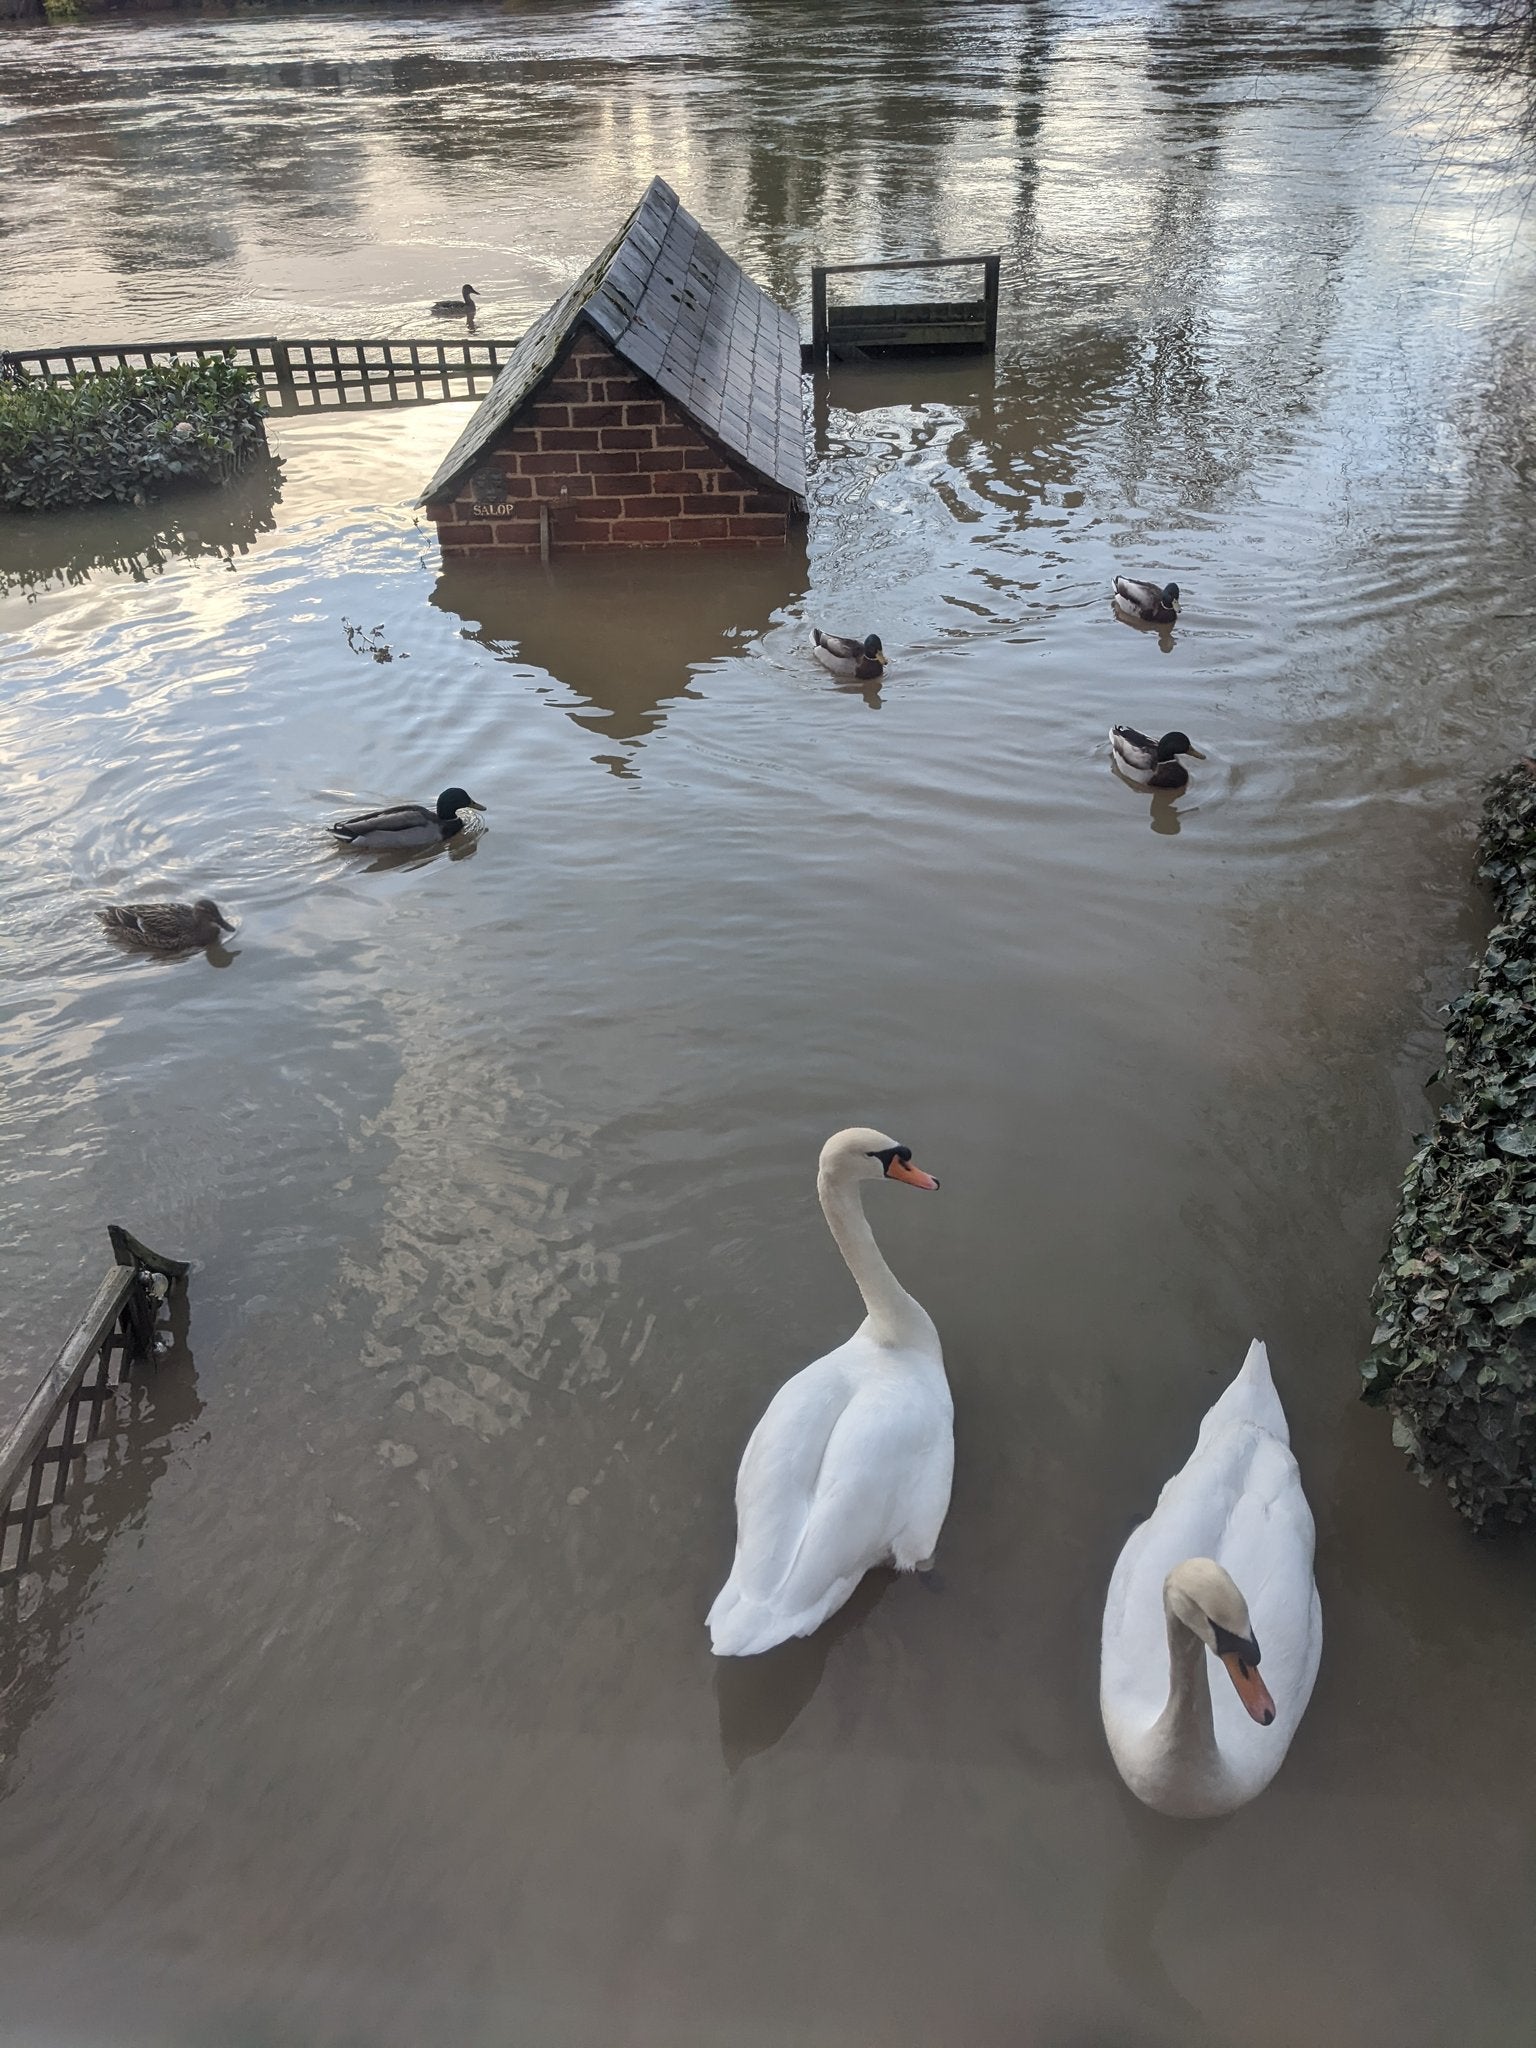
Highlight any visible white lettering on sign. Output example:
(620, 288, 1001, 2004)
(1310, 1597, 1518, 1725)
(473, 503, 522, 517)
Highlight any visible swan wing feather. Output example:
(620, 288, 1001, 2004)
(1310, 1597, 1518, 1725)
(709, 1335, 952, 1654)
(727, 1345, 860, 1600)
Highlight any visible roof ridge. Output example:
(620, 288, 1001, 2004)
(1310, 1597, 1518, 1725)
(420, 177, 805, 510)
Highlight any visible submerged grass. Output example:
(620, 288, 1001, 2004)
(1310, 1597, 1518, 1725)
(1361, 763, 1536, 1530)
(0, 357, 268, 513)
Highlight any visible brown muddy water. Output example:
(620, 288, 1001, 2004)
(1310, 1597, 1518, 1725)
(1, 6, 1535, 2044)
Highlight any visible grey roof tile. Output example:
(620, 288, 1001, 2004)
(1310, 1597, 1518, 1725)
(420, 177, 805, 507)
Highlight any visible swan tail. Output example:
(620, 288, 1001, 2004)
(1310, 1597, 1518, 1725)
(1238, 1337, 1272, 1386)
(1198, 1338, 1290, 1445)
(707, 1570, 860, 1658)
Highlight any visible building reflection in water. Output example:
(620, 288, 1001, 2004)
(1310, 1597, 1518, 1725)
(430, 537, 809, 775)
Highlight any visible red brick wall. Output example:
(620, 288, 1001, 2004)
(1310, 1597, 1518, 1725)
(426, 324, 796, 555)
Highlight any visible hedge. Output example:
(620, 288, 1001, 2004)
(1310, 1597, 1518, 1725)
(1360, 763, 1536, 1530)
(0, 357, 268, 513)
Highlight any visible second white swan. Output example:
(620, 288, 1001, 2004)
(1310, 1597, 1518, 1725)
(707, 1126, 952, 1658)
(1100, 1339, 1321, 1818)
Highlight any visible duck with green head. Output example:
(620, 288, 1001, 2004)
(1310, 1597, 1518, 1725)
(328, 786, 485, 851)
(1110, 726, 1202, 790)
(1113, 577, 1181, 625)
(813, 629, 886, 682)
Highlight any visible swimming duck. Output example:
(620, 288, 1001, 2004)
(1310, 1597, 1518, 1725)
(1110, 725, 1201, 790)
(1113, 577, 1181, 624)
(328, 787, 485, 850)
(99, 898, 235, 951)
(813, 630, 886, 682)
(430, 285, 479, 317)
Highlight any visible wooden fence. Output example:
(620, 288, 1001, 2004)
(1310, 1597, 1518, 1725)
(0, 1227, 187, 1580)
(2, 336, 520, 411)
(810, 255, 1001, 364)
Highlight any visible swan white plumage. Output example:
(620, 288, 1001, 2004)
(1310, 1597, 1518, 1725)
(707, 1127, 952, 1658)
(1100, 1340, 1321, 1818)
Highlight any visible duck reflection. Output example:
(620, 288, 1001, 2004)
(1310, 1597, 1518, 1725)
(831, 673, 884, 709)
(1112, 610, 1179, 655)
(431, 541, 809, 775)
(1148, 790, 1186, 836)
(1110, 760, 1188, 835)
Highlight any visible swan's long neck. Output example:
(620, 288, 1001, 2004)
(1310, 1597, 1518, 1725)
(1150, 1600, 1221, 1779)
(818, 1170, 934, 1351)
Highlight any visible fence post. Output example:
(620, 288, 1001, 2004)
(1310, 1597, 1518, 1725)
(810, 266, 829, 367)
(268, 339, 297, 410)
(983, 256, 1001, 353)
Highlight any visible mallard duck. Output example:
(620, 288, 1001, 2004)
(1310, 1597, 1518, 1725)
(328, 786, 485, 850)
(430, 284, 479, 316)
(813, 630, 886, 682)
(99, 898, 235, 951)
(1113, 577, 1181, 624)
(1110, 725, 1200, 790)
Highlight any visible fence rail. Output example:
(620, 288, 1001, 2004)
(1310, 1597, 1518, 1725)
(0, 1226, 187, 1580)
(2, 336, 520, 411)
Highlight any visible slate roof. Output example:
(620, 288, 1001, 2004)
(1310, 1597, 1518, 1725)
(421, 178, 806, 507)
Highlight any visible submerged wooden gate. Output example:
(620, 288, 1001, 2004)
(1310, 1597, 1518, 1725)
(809, 254, 1001, 363)
(0, 1227, 187, 1579)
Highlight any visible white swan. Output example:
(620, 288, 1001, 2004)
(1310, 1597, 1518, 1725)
(707, 1127, 952, 1658)
(1100, 1340, 1321, 1818)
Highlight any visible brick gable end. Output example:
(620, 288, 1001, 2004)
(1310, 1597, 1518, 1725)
(426, 327, 794, 555)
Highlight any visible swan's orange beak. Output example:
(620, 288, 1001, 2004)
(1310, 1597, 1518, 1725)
(1220, 1650, 1276, 1726)
(887, 1157, 940, 1191)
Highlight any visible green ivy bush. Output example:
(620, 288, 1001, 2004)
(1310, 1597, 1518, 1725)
(0, 357, 268, 513)
(1361, 763, 1536, 1530)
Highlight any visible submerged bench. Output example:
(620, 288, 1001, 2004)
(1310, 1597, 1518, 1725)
(0, 1226, 187, 1579)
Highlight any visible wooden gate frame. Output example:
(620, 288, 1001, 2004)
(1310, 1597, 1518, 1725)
(0, 1227, 187, 1579)
(809, 254, 1001, 364)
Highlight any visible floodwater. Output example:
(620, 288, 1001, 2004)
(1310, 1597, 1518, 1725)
(1, 5, 1534, 2043)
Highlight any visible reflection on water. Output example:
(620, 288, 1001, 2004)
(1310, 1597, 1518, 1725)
(1114, 612, 1180, 655)
(1, 5, 1535, 2046)
(432, 543, 809, 773)
(1147, 792, 1185, 837)
(0, 453, 284, 598)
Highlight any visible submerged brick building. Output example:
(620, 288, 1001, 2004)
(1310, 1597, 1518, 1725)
(420, 179, 806, 556)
